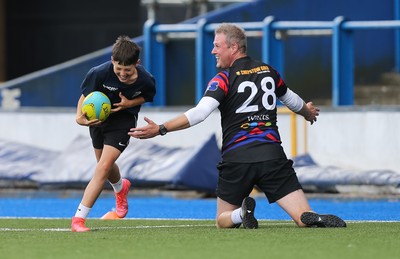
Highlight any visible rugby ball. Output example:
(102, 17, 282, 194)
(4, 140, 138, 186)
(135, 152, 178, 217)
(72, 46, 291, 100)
(82, 91, 111, 121)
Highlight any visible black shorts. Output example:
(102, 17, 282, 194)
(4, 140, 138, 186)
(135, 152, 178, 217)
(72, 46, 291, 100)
(216, 158, 303, 206)
(89, 110, 137, 152)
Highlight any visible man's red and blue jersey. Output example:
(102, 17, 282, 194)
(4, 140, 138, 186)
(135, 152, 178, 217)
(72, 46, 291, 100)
(204, 56, 288, 163)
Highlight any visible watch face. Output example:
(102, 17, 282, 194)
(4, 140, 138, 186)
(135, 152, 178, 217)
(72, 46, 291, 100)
(159, 125, 167, 135)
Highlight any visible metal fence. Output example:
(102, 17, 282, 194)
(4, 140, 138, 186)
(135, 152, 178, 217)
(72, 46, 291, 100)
(144, 16, 400, 106)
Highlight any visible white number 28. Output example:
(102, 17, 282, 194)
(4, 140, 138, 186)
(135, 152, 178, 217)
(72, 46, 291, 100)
(235, 76, 276, 113)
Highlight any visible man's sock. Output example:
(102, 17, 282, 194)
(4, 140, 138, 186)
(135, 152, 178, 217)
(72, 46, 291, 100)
(231, 207, 243, 224)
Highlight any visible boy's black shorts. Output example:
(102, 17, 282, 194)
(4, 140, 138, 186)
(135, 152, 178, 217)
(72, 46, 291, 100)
(89, 110, 137, 153)
(216, 158, 303, 206)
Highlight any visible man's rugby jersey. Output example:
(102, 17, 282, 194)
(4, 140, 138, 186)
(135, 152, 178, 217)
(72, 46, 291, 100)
(204, 56, 289, 163)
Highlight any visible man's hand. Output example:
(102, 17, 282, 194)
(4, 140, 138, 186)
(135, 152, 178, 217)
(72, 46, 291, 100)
(129, 117, 160, 139)
(303, 102, 320, 125)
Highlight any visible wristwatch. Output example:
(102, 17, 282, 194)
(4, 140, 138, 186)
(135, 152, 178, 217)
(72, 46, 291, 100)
(159, 124, 168, 136)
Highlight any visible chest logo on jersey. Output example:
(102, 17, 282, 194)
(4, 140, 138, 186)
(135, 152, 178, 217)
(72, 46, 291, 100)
(236, 65, 270, 75)
(207, 81, 219, 91)
(132, 91, 141, 98)
(102, 84, 118, 91)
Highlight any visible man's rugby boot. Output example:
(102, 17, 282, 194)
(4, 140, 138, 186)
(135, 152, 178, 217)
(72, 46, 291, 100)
(300, 211, 346, 228)
(240, 197, 258, 229)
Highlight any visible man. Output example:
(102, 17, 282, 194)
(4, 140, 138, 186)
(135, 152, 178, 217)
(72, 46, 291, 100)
(129, 23, 345, 229)
(72, 35, 156, 232)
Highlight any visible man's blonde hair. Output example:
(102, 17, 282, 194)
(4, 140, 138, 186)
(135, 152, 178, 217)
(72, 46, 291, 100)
(215, 23, 247, 53)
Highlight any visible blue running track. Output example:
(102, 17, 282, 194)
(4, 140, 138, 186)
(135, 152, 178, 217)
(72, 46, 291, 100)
(0, 195, 399, 221)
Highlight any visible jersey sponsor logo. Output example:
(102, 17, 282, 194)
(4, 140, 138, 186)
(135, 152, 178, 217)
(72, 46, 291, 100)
(241, 121, 272, 129)
(207, 72, 229, 94)
(131, 91, 142, 98)
(207, 81, 219, 91)
(236, 65, 270, 75)
(102, 84, 118, 91)
(247, 114, 270, 121)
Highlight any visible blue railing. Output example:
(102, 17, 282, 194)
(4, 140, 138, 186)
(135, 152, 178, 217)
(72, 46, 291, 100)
(144, 16, 400, 106)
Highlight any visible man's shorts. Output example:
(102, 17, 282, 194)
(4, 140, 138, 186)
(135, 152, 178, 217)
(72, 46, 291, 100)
(216, 158, 303, 206)
(89, 110, 137, 153)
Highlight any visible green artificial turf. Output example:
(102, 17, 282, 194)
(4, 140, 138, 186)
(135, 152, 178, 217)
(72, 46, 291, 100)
(0, 219, 399, 259)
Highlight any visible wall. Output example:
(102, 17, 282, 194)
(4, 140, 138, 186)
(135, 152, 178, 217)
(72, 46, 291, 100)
(308, 107, 400, 172)
(0, 107, 398, 173)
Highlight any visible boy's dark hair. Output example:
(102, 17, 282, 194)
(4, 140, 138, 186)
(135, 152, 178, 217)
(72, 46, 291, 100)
(112, 35, 140, 66)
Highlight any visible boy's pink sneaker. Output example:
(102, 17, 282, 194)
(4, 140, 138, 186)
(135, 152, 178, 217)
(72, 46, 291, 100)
(115, 179, 131, 218)
(71, 216, 90, 232)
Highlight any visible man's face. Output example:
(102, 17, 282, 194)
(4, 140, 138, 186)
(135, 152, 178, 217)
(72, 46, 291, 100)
(211, 33, 232, 69)
(112, 60, 136, 84)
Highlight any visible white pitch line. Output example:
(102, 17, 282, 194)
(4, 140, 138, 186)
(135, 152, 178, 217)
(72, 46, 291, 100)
(0, 228, 71, 232)
(96, 224, 216, 230)
(0, 222, 291, 232)
(0, 220, 398, 232)
(0, 224, 215, 232)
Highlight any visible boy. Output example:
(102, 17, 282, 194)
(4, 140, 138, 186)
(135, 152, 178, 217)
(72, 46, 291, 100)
(72, 36, 156, 232)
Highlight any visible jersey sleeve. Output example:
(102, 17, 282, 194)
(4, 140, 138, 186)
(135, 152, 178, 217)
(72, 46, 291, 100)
(136, 65, 156, 103)
(204, 71, 229, 102)
(80, 67, 101, 96)
(141, 75, 156, 102)
(274, 69, 288, 98)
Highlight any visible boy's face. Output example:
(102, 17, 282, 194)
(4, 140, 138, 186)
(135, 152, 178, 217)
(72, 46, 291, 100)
(112, 60, 136, 84)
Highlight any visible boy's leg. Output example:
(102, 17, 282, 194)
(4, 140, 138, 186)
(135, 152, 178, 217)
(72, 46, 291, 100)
(72, 146, 121, 232)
